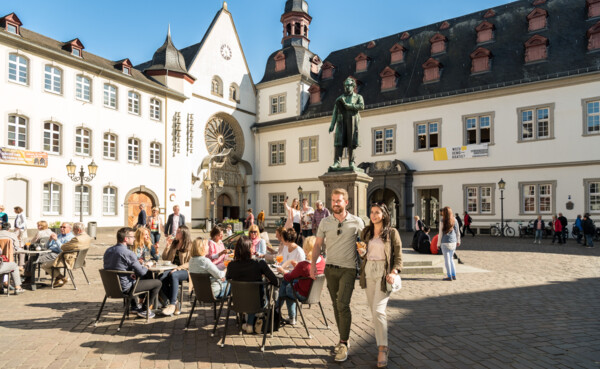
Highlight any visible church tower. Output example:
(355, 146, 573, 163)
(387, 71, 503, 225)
(281, 0, 312, 49)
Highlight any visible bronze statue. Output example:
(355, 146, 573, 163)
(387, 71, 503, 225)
(329, 77, 364, 172)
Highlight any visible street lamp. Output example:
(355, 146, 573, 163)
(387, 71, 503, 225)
(66, 159, 98, 222)
(297, 185, 303, 202)
(205, 177, 224, 227)
(498, 178, 506, 237)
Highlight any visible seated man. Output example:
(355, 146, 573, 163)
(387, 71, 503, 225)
(103, 227, 161, 319)
(41, 222, 91, 287)
(0, 248, 25, 294)
(0, 222, 18, 255)
(24, 222, 74, 281)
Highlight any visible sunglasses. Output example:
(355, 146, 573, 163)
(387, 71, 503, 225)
(337, 222, 342, 236)
(249, 231, 258, 234)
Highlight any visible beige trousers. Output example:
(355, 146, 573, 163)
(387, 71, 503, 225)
(364, 260, 390, 347)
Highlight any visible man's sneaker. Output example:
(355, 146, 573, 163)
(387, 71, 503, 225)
(161, 304, 176, 316)
(284, 316, 297, 326)
(333, 340, 350, 354)
(334, 342, 349, 362)
(136, 309, 155, 319)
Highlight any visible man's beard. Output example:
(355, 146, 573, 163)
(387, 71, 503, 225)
(332, 205, 344, 214)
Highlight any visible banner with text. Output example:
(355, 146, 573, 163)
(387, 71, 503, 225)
(0, 147, 48, 167)
(433, 144, 489, 161)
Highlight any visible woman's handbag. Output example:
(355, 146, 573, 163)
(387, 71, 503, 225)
(386, 274, 401, 293)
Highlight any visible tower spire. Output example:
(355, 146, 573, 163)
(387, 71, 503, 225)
(281, 0, 312, 49)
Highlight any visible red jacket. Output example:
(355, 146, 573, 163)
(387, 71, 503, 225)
(283, 257, 326, 298)
(553, 220, 562, 232)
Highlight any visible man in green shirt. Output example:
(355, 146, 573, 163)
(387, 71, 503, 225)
(311, 188, 364, 362)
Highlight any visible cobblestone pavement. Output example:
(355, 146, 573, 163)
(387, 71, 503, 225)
(1, 230, 599, 369)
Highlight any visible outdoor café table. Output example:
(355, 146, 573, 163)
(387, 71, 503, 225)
(147, 263, 176, 308)
(15, 249, 52, 290)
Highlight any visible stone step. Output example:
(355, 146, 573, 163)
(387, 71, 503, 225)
(402, 266, 444, 275)
(404, 260, 435, 267)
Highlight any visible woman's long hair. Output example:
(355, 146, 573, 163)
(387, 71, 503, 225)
(441, 206, 455, 234)
(234, 236, 252, 261)
(361, 203, 392, 242)
(133, 227, 151, 253)
(173, 225, 192, 253)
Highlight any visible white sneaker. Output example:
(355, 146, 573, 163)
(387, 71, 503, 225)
(333, 340, 350, 354)
(242, 323, 254, 334)
(334, 343, 348, 362)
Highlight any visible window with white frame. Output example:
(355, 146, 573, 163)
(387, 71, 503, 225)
(150, 142, 161, 166)
(518, 105, 553, 141)
(74, 185, 90, 215)
(75, 128, 91, 156)
(6, 24, 17, 34)
(585, 179, 600, 214)
(43, 182, 61, 215)
(373, 126, 395, 155)
(7, 115, 27, 148)
(103, 133, 117, 160)
(464, 114, 492, 145)
(128, 138, 140, 163)
(270, 94, 286, 115)
(464, 185, 493, 214)
(520, 182, 554, 214)
(269, 141, 285, 165)
(415, 121, 440, 150)
(44, 65, 62, 94)
(303, 192, 319, 209)
(8, 54, 28, 85)
(103, 84, 117, 109)
(150, 98, 161, 120)
(270, 193, 286, 216)
(76, 75, 91, 102)
(103, 187, 117, 215)
(585, 100, 600, 135)
(43, 122, 61, 154)
(128, 91, 140, 115)
(300, 136, 318, 163)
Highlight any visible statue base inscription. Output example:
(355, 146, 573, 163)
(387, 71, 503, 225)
(319, 170, 373, 220)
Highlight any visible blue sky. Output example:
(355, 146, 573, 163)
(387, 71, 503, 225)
(3, 0, 514, 80)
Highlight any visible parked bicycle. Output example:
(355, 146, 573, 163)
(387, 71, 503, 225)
(490, 222, 516, 237)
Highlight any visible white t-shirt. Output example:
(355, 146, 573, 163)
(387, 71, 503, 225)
(281, 244, 306, 265)
(301, 207, 315, 231)
(172, 214, 180, 235)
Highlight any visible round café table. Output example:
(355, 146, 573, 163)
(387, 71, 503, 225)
(146, 263, 177, 308)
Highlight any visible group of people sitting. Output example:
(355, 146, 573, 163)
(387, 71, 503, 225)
(411, 216, 464, 264)
(103, 224, 323, 328)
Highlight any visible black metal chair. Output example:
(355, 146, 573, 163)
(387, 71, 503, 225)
(281, 274, 329, 338)
(220, 280, 275, 352)
(50, 248, 90, 290)
(184, 273, 229, 335)
(95, 269, 150, 331)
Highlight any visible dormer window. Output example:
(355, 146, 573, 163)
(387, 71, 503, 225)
(321, 61, 335, 79)
(390, 44, 406, 64)
(524, 35, 549, 63)
(422, 58, 442, 83)
(430, 33, 447, 54)
(64, 38, 85, 58)
(116, 58, 133, 75)
(401, 32, 410, 40)
(527, 8, 548, 32)
(123, 66, 131, 75)
(367, 41, 376, 49)
(1, 13, 22, 35)
(355, 53, 369, 73)
(72, 48, 81, 57)
(380, 66, 399, 91)
(484, 9, 496, 18)
(588, 21, 600, 51)
(588, 0, 600, 18)
(440, 21, 450, 30)
(470, 47, 492, 73)
(476, 21, 495, 43)
(274, 51, 286, 72)
(308, 84, 322, 105)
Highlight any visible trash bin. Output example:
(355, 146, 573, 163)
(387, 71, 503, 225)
(87, 221, 97, 240)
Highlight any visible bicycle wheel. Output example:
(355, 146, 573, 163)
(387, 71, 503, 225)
(490, 226, 501, 237)
(505, 227, 516, 237)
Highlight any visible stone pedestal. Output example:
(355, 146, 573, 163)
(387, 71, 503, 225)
(319, 171, 373, 220)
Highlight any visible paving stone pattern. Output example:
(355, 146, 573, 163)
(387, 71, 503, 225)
(1, 230, 599, 368)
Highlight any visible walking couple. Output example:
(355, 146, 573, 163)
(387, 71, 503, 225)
(310, 188, 402, 367)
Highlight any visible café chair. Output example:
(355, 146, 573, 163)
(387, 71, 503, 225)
(220, 280, 275, 352)
(184, 273, 229, 336)
(95, 269, 150, 331)
(0, 268, 15, 297)
(283, 274, 329, 338)
(50, 248, 90, 290)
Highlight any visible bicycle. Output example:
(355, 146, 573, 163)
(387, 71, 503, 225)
(490, 222, 515, 237)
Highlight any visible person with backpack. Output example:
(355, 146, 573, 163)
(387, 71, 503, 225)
(463, 211, 475, 237)
(582, 213, 595, 248)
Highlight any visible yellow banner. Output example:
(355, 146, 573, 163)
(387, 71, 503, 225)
(0, 147, 48, 167)
(433, 144, 489, 161)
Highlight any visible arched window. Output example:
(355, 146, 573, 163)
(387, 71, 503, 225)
(286, 23, 292, 36)
(211, 76, 223, 96)
(128, 137, 140, 163)
(43, 181, 61, 215)
(294, 23, 301, 35)
(44, 65, 62, 94)
(75, 127, 92, 156)
(128, 91, 140, 115)
(103, 133, 117, 160)
(229, 83, 240, 102)
(103, 84, 117, 109)
(103, 187, 117, 215)
(75, 75, 91, 102)
(7, 114, 28, 148)
(150, 98, 162, 120)
(43, 122, 61, 154)
(74, 185, 91, 216)
(150, 142, 161, 166)
(8, 53, 28, 85)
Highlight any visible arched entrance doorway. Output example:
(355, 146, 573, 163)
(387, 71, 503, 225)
(123, 186, 160, 227)
(217, 193, 238, 220)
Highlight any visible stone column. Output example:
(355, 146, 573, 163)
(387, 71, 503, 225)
(318, 171, 373, 221)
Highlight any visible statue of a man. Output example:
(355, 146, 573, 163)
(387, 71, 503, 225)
(329, 77, 364, 171)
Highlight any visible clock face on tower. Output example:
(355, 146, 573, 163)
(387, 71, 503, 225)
(220, 44, 232, 60)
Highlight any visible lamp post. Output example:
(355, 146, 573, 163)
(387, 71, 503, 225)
(204, 177, 224, 227)
(298, 185, 303, 203)
(66, 159, 98, 222)
(498, 178, 506, 237)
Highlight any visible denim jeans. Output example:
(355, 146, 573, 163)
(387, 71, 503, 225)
(159, 269, 189, 304)
(150, 231, 161, 245)
(534, 229, 543, 242)
(215, 280, 230, 299)
(584, 234, 594, 247)
(278, 280, 307, 319)
(441, 243, 457, 278)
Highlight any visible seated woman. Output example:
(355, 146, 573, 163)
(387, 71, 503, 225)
(189, 238, 228, 298)
(160, 226, 192, 316)
(226, 236, 278, 334)
(131, 227, 153, 262)
(29, 221, 53, 246)
(207, 226, 227, 270)
(248, 224, 267, 258)
(277, 236, 325, 325)
(259, 225, 270, 245)
(416, 226, 432, 254)
(277, 228, 306, 270)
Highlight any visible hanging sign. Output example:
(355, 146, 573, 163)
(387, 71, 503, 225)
(0, 147, 48, 167)
(433, 144, 489, 161)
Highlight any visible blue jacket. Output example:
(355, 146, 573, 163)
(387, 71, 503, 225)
(438, 218, 461, 245)
(575, 218, 583, 231)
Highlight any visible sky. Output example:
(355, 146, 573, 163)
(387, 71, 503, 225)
(3, 0, 515, 81)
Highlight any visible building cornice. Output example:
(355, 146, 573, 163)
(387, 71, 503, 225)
(192, 93, 256, 117)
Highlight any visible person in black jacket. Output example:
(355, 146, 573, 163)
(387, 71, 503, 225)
(226, 236, 278, 333)
(558, 213, 568, 241)
(136, 203, 147, 229)
(455, 214, 464, 237)
(582, 214, 595, 248)
(164, 205, 185, 237)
